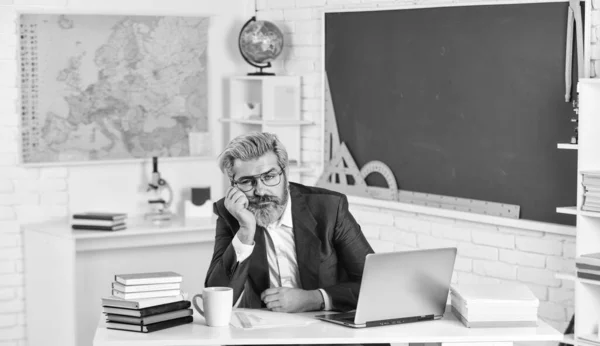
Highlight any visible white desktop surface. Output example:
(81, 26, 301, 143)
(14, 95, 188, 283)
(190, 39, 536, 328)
(93, 308, 562, 346)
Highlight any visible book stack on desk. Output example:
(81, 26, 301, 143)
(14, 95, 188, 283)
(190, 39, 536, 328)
(581, 171, 600, 212)
(450, 282, 539, 328)
(576, 253, 600, 282)
(71, 212, 128, 231)
(102, 271, 193, 333)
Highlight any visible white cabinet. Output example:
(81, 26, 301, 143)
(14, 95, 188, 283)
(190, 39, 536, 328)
(23, 218, 216, 346)
(223, 76, 314, 182)
(574, 78, 600, 343)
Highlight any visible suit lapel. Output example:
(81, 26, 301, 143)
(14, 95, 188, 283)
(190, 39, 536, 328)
(290, 184, 321, 290)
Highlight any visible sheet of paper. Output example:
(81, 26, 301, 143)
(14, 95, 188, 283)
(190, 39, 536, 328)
(230, 308, 318, 330)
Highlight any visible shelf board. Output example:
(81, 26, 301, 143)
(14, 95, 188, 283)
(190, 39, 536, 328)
(557, 143, 578, 150)
(556, 206, 600, 218)
(555, 272, 576, 281)
(556, 206, 578, 215)
(220, 118, 314, 126)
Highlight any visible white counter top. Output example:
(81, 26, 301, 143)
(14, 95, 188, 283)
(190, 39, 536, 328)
(22, 217, 217, 252)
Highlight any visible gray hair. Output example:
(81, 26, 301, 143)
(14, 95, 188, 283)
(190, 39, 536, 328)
(218, 132, 289, 179)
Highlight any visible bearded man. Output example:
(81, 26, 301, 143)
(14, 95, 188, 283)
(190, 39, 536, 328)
(205, 132, 374, 313)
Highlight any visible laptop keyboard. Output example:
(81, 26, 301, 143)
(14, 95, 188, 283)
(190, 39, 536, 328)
(330, 312, 356, 322)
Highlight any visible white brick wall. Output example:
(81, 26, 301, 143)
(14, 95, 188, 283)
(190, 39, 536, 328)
(351, 203, 575, 331)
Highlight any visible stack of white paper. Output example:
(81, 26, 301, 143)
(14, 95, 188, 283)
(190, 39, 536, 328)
(450, 282, 539, 328)
(229, 308, 318, 330)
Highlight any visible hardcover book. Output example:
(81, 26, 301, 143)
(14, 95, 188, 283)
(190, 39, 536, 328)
(577, 253, 600, 267)
(106, 308, 193, 325)
(451, 306, 538, 328)
(102, 300, 191, 317)
(112, 289, 181, 300)
(450, 283, 539, 306)
(112, 281, 180, 293)
(114, 271, 182, 285)
(577, 271, 600, 281)
(106, 315, 193, 333)
(71, 224, 126, 231)
(72, 212, 127, 221)
(71, 219, 126, 227)
(101, 293, 187, 309)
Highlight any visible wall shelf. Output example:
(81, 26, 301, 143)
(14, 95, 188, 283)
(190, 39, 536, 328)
(556, 206, 578, 215)
(557, 143, 579, 150)
(225, 75, 314, 184)
(556, 206, 600, 218)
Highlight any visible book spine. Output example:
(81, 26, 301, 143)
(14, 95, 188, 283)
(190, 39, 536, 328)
(112, 282, 181, 293)
(72, 225, 126, 231)
(118, 277, 183, 286)
(138, 300, 191, 317)
(72, 214, 126, 221)
(112, 289, 181, 300)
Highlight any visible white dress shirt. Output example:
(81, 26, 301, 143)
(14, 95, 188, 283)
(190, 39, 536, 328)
(231, 194, 332, 310)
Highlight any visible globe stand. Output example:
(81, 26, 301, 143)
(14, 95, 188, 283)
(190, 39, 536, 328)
(247, 62, 275, 76)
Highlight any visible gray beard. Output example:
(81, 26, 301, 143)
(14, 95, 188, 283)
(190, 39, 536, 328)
(247, 184, 289, 228)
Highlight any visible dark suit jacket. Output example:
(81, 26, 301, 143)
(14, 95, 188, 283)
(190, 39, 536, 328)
(204, 182, 374, 312)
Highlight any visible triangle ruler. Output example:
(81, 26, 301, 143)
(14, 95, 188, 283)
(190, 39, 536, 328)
(316, 142, 370, 198)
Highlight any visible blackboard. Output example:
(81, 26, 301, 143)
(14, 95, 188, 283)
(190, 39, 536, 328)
(325, 3, 580, 226)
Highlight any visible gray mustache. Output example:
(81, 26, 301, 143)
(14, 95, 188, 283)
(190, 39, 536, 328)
(248, 195, 282, 206)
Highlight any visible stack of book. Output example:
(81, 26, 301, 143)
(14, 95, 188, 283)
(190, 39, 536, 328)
(71, 212, 127, 231)
(576, 252, 600, 282)
(450, 282, 539, 328)
(581, 171, 600, 212)
(102, 271, 193, 333)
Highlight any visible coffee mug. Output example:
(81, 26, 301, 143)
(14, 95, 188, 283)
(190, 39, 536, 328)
(192, 287, 233, 327)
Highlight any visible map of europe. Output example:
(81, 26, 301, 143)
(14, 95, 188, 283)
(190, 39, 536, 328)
(20, 14, 209, 164)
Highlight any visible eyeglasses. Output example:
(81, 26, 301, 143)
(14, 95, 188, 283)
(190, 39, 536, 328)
(231, 168, 285, 192)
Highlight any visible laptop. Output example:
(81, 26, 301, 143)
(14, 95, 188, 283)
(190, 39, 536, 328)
(315, 247, 457, 328)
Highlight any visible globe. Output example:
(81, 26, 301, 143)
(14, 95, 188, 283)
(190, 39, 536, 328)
(238, 17, 284, 75)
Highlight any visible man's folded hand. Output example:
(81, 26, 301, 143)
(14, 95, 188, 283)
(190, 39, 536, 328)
(261, 287, 323, 313)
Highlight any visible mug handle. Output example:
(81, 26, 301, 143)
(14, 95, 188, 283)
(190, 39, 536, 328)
(192, 294, 205, 317)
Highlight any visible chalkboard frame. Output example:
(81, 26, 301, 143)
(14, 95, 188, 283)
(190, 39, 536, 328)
(321, 1, 581, 226)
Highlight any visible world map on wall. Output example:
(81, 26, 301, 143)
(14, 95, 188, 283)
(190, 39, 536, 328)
(20, 14, 210, 164)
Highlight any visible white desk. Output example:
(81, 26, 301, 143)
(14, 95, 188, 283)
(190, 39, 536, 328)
(92, 308, 562, 346)
(23, 217, 217, 346)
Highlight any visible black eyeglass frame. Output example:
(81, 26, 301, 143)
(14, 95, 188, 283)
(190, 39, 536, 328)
(230, 166, 285, 192)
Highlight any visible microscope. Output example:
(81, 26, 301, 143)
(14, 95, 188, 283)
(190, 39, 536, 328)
(145, 156, 174, 222)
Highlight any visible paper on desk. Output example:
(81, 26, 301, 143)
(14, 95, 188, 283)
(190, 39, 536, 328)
(230, 308, 318, 330)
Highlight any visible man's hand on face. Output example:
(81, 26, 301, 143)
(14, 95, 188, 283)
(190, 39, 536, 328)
(260, 287, 323, 313)
(224, 186, 256, 244)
